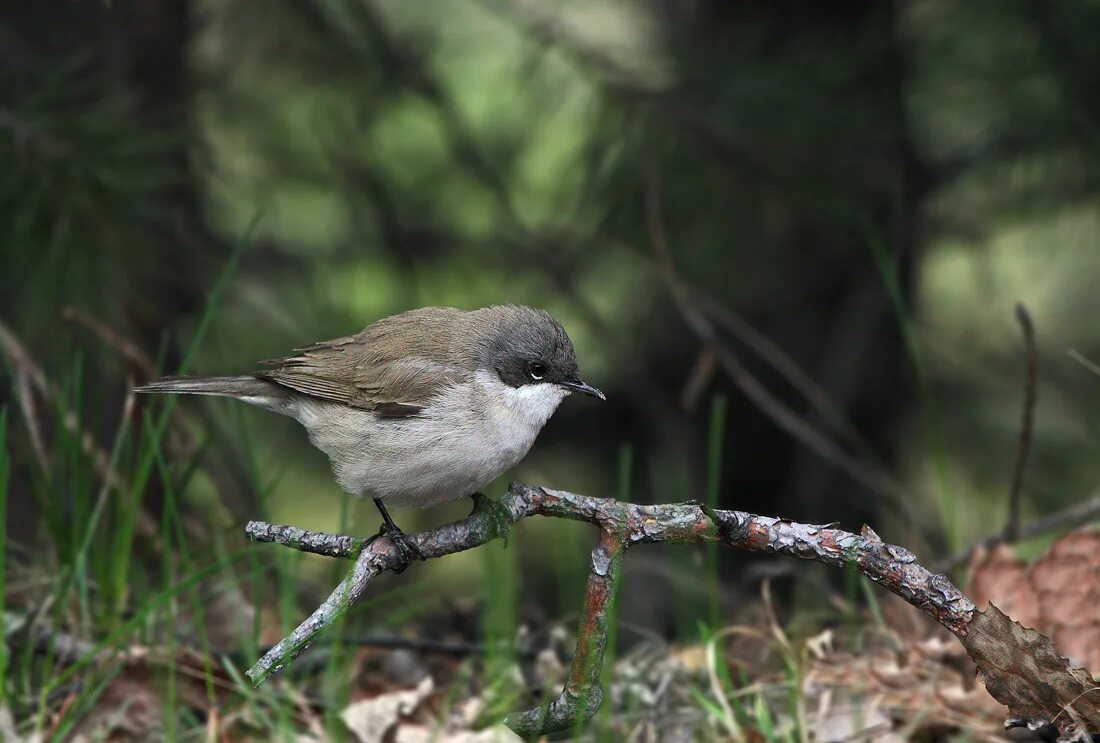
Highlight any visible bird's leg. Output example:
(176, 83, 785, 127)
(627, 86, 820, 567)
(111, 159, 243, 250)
(370, 497, 427, 566)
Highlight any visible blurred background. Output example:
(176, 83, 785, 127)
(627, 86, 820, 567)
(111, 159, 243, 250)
(2, 1, 1100, 740)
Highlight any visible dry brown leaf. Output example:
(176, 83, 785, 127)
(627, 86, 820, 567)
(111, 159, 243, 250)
(967, 528, 1100, 670)
(341, 676, 434, 743)
(68, 671, 162, 742)
(0, 706, 40, 743)
(1029, 530, 1100, 670)
(810, 691, 902, 743)
(966, 544, 1042, 628)
(669, 644, 708, 672)
(959, 604, 1100, 728)
(806, 642, 1007, 740)
(393, 724, 522, 742)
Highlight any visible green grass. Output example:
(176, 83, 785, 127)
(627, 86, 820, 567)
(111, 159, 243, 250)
(0, 347, 990, 741)
(705, 396, 727, 630)
(863, 218, 954, 549)
(0, 409, 9, 706)
(0, 230, 990, 741)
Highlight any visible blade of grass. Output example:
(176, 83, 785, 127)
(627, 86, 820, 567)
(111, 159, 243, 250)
(863, 218, 952, 547)
(706, 396, 727, 628)
(0, 408, 9, 705)
(152, 439, 219, 709)
(45, 661, 125, 743)
(597, 443, 632, 739)
(483, 531, 519, 722)
(699, 622, 744, 739)
(109, 214, 258, 620)
(689, 686, 734, 735)
(220, 655, 277, 732)
(74, 388, 135, 637)
(43, 550, 251, 695)
(152, 415, 179, 741)
(274, 548, 300, 736)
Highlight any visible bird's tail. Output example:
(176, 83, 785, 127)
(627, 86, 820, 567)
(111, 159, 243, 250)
(135, 375, 270, 396)
(135, 375, 292, 413)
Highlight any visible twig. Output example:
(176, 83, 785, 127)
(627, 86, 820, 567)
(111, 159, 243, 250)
(61, 306, 157, 377)
(935, 305, 1046, 572)
(693, 291, 878, 456)
(680, 348, 718, 411)
(934, 489, 1100, 573)
(246, 521, 365, 559)
(0, 318, 51, 470)
(248, 484, 1100, 737)
(0, 319, 122, 489)
(1069, 349, 1100, 377)
(246, 483, 988, 734)
(1004, 304, 1037, 541)
(642, 175, 927, 529)
(0, 319, 163, 544)
(505, 529, 623, 734)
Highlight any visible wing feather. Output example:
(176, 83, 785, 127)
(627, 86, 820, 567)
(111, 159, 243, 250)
(255, 308, 472, 416)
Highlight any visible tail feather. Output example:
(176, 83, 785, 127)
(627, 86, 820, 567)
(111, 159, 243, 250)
(135, 375, 292, 414)
(135, 375, 266, 395)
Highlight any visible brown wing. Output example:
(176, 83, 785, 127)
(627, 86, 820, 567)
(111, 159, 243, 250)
(256, 308, 472, 416)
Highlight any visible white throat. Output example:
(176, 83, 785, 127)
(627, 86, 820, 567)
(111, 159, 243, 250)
(474, 369, 569, 430)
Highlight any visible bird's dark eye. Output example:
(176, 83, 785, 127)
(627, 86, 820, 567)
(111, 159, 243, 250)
(528, 361, 547, 380)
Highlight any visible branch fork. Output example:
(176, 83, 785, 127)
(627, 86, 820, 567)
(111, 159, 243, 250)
(245, 482, 1099, 739)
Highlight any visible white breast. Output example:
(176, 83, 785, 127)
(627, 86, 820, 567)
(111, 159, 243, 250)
(292, 372, 569, 508)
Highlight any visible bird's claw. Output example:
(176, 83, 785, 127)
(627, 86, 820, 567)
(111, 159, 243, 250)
(370, 522, 426, 571)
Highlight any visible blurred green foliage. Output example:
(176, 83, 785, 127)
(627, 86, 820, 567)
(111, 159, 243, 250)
(2, 0, 1100, 736)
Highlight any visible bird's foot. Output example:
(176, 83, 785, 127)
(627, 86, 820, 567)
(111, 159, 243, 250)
(369, 521, 427, 571)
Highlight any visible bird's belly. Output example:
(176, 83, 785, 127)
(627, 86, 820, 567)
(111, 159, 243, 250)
(295, 395, 546, 508)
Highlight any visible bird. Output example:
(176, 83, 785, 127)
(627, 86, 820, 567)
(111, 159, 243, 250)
(135, 305, 604, 560)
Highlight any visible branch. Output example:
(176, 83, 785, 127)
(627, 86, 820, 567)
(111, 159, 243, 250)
(0, 318, 122, 485)
(244, 483, 1100, 739)
(61, 305, 158, 378)
(934, 489, 1100, 573)
(505, 529, 622, 734)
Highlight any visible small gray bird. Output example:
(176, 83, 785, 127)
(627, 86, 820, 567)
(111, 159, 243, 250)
(136, 305, 604, 558)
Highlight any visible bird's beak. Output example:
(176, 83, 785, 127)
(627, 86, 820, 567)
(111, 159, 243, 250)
(561, 379, 606, 401)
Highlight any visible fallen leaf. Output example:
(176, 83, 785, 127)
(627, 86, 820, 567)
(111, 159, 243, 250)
(959, 604, 1100, 727)
(1029, 530, 1100, 670)
(394, 723, 523, 742)
(967, 529, 1100, 669)
(341, 676, 434, 743)
(966, 544, 1041, 628)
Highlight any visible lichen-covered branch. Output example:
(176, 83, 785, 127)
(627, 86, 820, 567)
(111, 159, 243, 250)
(504, 529, 624, 734)
(244, 482, 1099, 739)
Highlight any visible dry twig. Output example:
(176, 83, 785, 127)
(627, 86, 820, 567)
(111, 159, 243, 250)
(0, 318, 114, 480)
(61, 306, 157, 377)
(934, 304, 1071, 573)
(245, 483, 1100, 739)
(641, 174, 926, 530)
(935, 489, 1100, 574)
